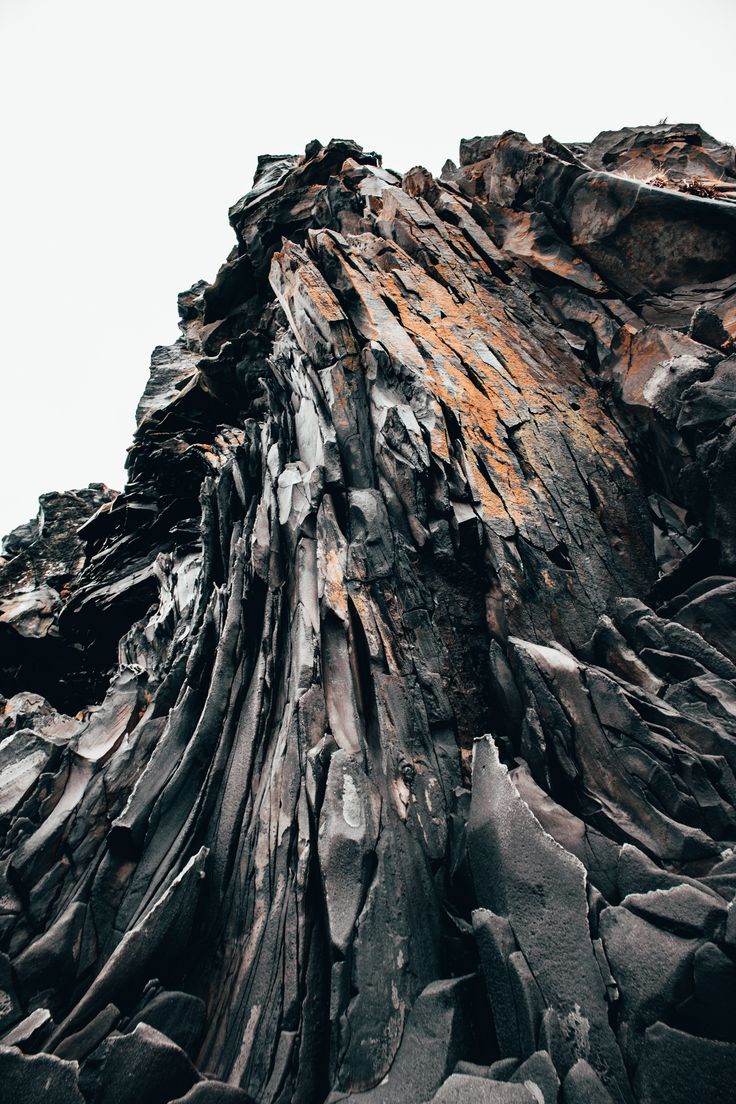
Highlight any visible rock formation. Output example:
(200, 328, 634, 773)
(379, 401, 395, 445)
(1, 121, 736, 1103)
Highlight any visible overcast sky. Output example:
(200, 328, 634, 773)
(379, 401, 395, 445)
(2, 0, 735, 538)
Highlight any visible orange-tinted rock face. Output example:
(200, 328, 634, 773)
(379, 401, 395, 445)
(2, 125, 736, 1104)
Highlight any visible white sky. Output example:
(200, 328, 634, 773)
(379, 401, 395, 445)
(2, 0, 735, 538)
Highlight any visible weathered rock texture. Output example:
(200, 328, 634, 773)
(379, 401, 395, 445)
(2, 122, 736, 1104)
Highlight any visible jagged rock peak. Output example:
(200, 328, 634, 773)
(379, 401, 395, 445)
(2, 123, 736, 1104)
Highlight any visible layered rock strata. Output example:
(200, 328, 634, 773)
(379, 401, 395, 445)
(1, 122, 736, 1104)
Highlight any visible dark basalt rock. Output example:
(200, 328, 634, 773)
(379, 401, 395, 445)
(0, 485, 119, 712)
(561, 1059, 616, 1104)
(127, 989, 207, 1060)
(633, 1022, 736, 1104)
(1, 122, 736, 1102)
(78, 1023, 201, 1104)
(431, 1076, 536, 1103)
(170, 1086, 255, 1104)
(509, 1051, 559, 1104)
(0, 1045, 84, 1103)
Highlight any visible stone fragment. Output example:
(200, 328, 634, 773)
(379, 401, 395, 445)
(598, 906, 697, 1065)
(562, 1059, 615, 1103)
(317, 750, 381, 956)
(54, 1004, 120, 1062)
(634, 1022, 736, 1103)
(0, 1044, 84, 1103)
(128, 990, 206, 1059)
(489, 1058, 521, 1080)
(0, 729, 57, 816)
(620, 883, 726, 939)
(0, 1006, 53, 1050)
(431, 1074, 537, 1104)
(689, 305, 731, 350)
(454, 1060, 504, 1079)
(509, 1050, 559, 1104)
(692, 941, 736, 1041)
(170, 1084, 255, 1103)
(472, 909, 521, 1058)
(79, 1024, 200, 1104)
(341, 975, 476, 1104)
(468, 737, 631, 1102)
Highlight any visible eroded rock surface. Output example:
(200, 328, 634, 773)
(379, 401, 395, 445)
(1, 122, 736, 1103)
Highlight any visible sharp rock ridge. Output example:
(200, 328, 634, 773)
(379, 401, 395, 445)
(2, 123, 736, 1104)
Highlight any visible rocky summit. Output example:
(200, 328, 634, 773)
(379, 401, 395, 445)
(2, 122, 736, 1104)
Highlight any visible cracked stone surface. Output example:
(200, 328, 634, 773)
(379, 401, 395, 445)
(1, 122, 736, 1103)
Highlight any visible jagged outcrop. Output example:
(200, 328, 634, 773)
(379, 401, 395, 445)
(1, 122, 736, 1104)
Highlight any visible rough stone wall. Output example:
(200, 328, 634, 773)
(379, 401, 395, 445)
(1, 124, 736, 1104)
